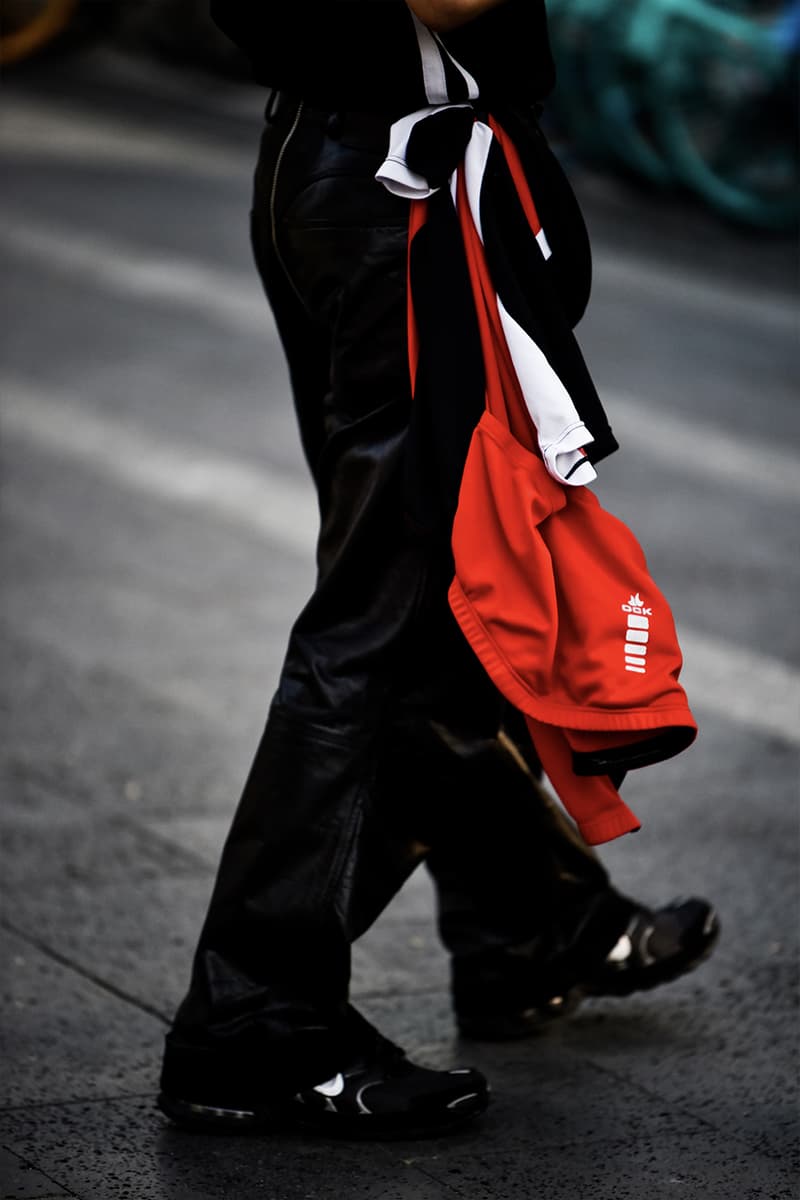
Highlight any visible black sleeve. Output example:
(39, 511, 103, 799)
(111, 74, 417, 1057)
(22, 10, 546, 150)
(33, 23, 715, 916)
(209, 1, 554, 109)
(209, 1, 424, 109)
(440, 0, 555, 103)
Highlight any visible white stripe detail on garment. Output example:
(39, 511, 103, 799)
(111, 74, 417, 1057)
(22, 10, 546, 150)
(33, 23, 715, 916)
(459, 118, 493, 238)
(434, 31, 480, 99)
(5, 380, 799, 745)
(379, 113, 590, 485)
(410, 12, 450, 104)
(494, 299, 597, 484)
(461, 123, 594, 485)
(460, 122, 552, 261)
(536, 228, 552, 259)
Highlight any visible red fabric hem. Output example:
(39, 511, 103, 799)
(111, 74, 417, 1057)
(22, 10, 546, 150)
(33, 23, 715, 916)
(449, 578, 696, 733)
(578, 809, 642, 846)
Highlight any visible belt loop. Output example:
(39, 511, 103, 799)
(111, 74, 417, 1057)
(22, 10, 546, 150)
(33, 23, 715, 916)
(326, 112, 343, 139)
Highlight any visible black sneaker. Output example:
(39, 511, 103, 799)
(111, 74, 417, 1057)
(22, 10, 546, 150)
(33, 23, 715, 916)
(158, 1014, 489, 1139)
(454, 895, 720, 1041)
(583, 896, 720, 998)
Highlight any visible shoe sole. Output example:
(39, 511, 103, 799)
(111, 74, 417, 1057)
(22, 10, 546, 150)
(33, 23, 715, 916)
(458, 988, 583, 1041)
(157, 1090, 490, 1140)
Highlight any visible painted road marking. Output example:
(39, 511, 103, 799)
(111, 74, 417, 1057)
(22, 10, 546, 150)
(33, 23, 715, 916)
(603, 392, 800, 505)
(0, 221, 270, 337)
(678, 631, 800, 749)
(593, 249, 797, 338)
(0, 98, 252, 180)
(4, 380, 799, 746)
(3, 379, 317, 556)
(2, 89, 794, 337)
(1, 216, 797, 505)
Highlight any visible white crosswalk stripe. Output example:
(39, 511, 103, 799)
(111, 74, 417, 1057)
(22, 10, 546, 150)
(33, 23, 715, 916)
(3, 379, 317, 556)
(592, 249, 798, 337)
(3, 95, 794, 336)
(4, 379, 799, 746)
(2, 214, 797, 504)
(0, 97, 253, 179)
(605, 393, 800, 504)
(678, 632, 800, 748)
(3, 92, 796, 748)
(0, 221, 271, 337)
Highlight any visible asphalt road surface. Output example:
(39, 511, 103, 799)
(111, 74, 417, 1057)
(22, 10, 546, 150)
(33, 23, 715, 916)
(1, 46, 798, 1200)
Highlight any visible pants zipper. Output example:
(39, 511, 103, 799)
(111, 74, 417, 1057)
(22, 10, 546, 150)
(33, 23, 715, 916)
(269, 100, 307, 308)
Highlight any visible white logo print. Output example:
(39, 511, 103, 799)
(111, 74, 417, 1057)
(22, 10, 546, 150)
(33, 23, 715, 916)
(622, 593, 651, 674)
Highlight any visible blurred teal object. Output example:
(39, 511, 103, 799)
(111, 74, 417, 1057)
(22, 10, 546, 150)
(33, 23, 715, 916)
(547, 0, 799, 228)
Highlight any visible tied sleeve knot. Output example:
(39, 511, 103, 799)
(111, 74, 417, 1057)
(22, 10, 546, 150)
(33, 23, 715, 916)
(406, 104, 476, 189)
(376, 104, 476, 200)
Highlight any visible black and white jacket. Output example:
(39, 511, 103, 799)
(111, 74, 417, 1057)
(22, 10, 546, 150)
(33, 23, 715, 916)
(374, 20, 617, 534)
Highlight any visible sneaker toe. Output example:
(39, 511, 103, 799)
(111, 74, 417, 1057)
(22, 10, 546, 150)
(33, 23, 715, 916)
(588, 896, 720, 996)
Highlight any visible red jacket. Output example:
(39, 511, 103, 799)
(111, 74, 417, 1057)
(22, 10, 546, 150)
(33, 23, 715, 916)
(399, 114, 697, 845)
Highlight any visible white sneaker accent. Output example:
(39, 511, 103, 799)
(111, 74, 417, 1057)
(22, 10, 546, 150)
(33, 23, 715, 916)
(634, 923, 658, 967)
(606, 933, 633, 964)
(355, 1082, 378, 1115)
(447, 1092, 480, 1109)
(312, 1073, 345, 1097)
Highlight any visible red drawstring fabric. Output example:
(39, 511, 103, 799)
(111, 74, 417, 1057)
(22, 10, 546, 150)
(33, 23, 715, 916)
(407, 119, 697, 845)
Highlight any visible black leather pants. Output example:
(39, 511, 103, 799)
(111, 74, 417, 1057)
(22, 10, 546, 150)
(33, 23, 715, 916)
(169, 99, 610, 1093)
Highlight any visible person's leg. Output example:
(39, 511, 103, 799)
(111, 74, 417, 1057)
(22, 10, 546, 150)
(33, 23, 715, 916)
(232, 100, 617, 959)
(162, 101, 718, 1125)
(160, 102, 491, 1132)
(243, 100, 717, 1044)
(422, 107, 720, 1037)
